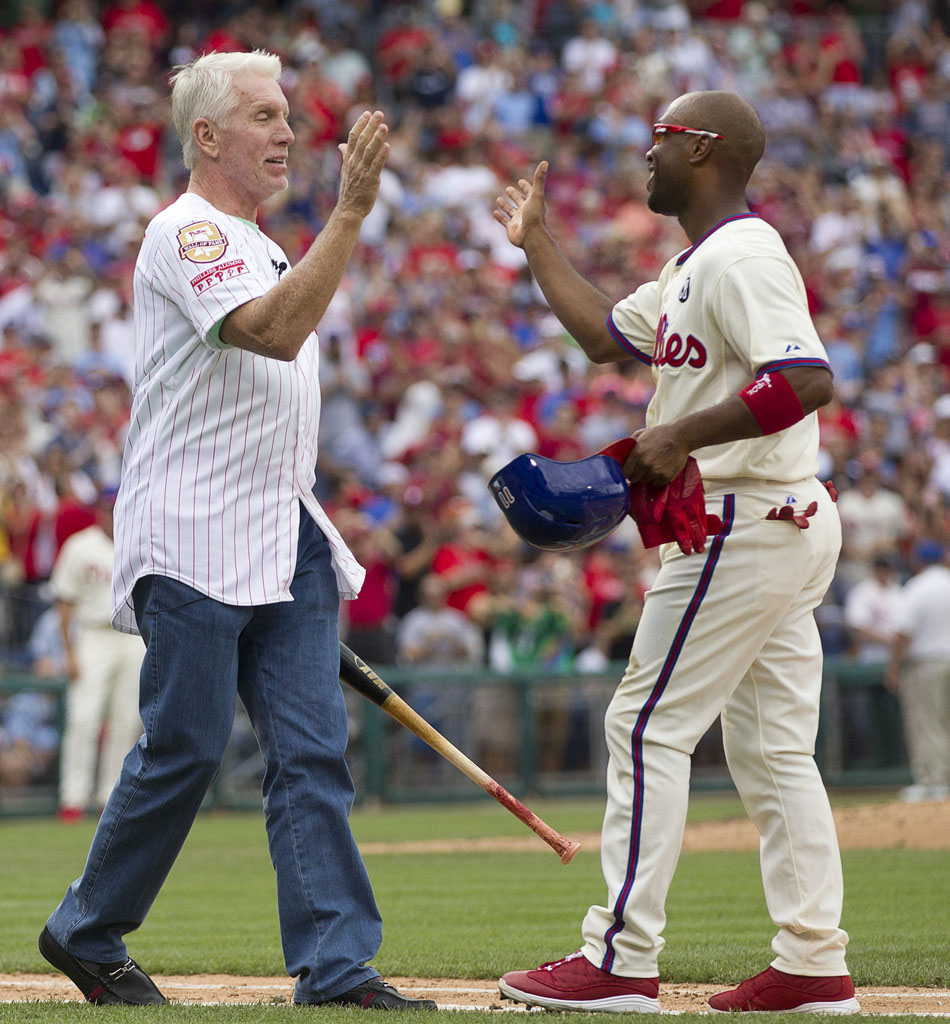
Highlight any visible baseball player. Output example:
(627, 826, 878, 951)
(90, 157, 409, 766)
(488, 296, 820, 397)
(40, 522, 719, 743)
(49, 486, 143, 821)
(492, 91, 858, 1013)
(39, 50, 434, 1011)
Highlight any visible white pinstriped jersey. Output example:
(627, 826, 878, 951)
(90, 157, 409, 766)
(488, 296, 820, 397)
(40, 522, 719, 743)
(111, 192, 365, 635)
(608, 214, 831, 483)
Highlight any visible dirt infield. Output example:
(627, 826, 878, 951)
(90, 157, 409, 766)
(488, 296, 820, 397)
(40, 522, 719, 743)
(681, 794, 950, 853)
(352, 796, 950, 856)
(5, 800, 948, 1013)
(3, 973, 949, 1014)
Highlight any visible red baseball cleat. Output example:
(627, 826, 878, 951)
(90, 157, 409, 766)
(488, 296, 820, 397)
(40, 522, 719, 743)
(708, 967, 860, 1014)
(499, 951, 660, 1013)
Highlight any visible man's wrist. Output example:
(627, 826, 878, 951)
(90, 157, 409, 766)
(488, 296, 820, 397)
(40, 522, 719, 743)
(667, 418, 699, 459)
(520, 221, 553, 254)
(329, 204, 365, 230)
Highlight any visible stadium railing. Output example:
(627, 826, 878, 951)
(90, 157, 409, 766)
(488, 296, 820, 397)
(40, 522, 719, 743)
(0, 659, 911, 817)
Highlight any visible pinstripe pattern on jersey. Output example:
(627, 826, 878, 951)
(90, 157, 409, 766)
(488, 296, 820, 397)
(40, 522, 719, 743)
(600, 494, 736, 973)
(112, 193, 364, 635)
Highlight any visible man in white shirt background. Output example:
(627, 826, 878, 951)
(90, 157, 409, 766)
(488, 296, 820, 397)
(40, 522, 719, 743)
(835, 451, 910, 593)
(887, 540, 950, 804)
(842, 551, 903, 765)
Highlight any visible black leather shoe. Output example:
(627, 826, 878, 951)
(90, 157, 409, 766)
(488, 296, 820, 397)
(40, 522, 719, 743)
(305, 977, 437, 1010)
(38, 926, 167, 1005)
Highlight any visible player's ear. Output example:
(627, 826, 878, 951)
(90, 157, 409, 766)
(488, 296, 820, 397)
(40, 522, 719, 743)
(193, 118, 219, 158)
(687, 137, 716, 165)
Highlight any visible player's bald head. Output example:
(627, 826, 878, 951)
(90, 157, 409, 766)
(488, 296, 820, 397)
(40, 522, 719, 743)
(662, 91, 765, 185)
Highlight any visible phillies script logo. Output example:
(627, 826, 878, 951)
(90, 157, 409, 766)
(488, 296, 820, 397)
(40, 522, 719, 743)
(653, 314, 707, 368)
(178, 221, 228, 263)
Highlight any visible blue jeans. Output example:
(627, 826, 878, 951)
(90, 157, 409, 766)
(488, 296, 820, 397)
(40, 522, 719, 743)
(47, 513, 382, 1002)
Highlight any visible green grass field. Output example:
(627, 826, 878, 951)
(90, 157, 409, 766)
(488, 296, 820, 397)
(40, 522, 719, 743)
(3, 795, 947, 1022)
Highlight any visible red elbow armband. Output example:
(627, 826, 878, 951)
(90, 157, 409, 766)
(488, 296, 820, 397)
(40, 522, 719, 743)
(738, 371, 805, 435)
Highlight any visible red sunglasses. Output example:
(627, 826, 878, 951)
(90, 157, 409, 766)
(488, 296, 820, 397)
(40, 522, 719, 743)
(652, 123, 724, 145)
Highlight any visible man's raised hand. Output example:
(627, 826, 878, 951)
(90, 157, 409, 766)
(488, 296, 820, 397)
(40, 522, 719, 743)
(337, 110, 390, 218)
(493, 161, 548, 247)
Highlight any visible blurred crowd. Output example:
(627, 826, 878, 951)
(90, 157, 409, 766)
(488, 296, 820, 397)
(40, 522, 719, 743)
(1, 0, 949, 780)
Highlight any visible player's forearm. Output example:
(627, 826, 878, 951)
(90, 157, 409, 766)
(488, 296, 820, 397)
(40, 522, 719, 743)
(678, 366, 833, 452)
(56, 602, 72, 647)
(521, 225, 618, 363)
(56, 602, 78, 677)
(675, 395, 762, 453)
(886, 632, 911, 691)
(220, 207, 365, 360)
(626, 367, 833, 485)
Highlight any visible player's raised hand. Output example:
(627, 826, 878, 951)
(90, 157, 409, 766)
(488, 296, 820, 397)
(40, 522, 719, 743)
(337, 110, 390, 219)
(493, 161, 548, 248)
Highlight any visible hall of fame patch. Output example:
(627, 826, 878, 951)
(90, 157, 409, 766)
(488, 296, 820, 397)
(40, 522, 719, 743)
(178, 221, 228, 263)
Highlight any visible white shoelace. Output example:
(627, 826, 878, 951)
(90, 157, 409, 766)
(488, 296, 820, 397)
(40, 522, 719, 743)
(540, 951, 585, 972)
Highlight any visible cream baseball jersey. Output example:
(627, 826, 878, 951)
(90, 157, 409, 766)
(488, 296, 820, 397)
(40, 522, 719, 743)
(51, 525, 117, 629)
(608, 214, 830, 483)
(111, 193, 365, 635)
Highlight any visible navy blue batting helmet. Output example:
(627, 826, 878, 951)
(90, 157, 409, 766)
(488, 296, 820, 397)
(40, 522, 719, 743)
(489, 453, 631, 551)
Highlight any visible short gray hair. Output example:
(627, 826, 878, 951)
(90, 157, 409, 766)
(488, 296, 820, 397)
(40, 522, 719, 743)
(170, 49, 283, 170)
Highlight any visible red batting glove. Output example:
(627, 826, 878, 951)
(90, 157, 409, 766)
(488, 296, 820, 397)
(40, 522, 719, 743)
(628, 478, 674, 549)
(765, 500, 818, 529)
(823, 479, 838, 502)
(647, 457, 723, 554)
(598, 439, 722, 555)
(598, 436, 636, 465)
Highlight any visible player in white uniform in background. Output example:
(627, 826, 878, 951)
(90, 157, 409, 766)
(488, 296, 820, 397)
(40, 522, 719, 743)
(493, 91, 859, 1014)
(40, 50, 434, 1011)
(49, 486, 143, 821)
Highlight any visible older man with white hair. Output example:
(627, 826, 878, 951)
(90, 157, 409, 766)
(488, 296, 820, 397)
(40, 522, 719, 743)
(39, 50, 434, 1012)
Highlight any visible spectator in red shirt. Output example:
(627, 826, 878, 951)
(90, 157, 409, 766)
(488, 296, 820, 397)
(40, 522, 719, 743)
(430, 499, 499, 616)
(338, 508, 401, 666)
(100, 0, 169, 48)
(113, 101, 163, 182)
(376, 8, 433, 96)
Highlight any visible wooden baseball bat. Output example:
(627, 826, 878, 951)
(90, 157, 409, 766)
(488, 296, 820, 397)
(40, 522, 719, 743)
(339, 643, 581, 865)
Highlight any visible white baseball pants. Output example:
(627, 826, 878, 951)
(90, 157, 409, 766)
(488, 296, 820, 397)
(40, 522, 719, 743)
(581, 476, 849, 978)
(59, 627, 144, 810)
(899, 658, 950, 790)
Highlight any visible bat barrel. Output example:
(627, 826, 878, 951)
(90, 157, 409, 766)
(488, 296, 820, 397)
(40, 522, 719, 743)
(338, 643, 581, 864)
(485, 778, 581, 863)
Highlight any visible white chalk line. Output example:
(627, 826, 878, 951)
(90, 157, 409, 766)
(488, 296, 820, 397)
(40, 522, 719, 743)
(3, 978, 949, 1015)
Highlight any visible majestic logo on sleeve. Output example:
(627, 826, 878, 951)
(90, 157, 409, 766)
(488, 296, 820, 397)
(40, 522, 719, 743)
(177, 221, 228, 263)
(653, 313, 707, 369)
(679, 276, 690, 301)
